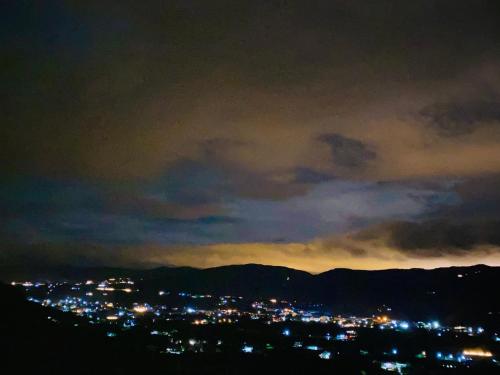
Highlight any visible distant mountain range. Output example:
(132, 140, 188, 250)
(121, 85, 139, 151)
(3, 263, 499, 326)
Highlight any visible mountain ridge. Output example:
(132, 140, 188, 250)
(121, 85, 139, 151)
(3, 263, 499, 327)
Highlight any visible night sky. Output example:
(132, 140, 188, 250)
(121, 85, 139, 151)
(2, 1, 500, 272)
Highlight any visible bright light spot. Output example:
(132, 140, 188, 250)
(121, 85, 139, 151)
(463, 349, 493, 357)
(381, 362, 408, 372)
(319, 351, 331, 360)
(399, 322, 409, 329)
(133, 305, 148, 313)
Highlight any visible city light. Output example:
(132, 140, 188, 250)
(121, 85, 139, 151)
(462, 349, 493, 357)
(399, 321, 409, 330)
(319, 351, 331, 360)
(133, 305, 148, 313)
(11, 274, 498, 371)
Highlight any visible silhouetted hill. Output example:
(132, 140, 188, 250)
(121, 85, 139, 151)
(3, 264, 499, 327)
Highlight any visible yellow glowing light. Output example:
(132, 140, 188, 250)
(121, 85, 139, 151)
(463, 349, 493, 357)
(122, 288, 132, 293)
(193, 319, 208, 325)
(106, 315, 119, 320)
(133, 305, 148, 313)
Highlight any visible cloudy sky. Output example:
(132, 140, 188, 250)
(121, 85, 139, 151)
(2, 0, 500, 272)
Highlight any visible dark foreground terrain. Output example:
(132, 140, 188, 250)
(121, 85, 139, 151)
(2, 280, 499, 374)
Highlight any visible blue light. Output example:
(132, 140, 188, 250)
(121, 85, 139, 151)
(319, 351, 331, 360)
(399, 322, 409, 329)
(436, 352, 443, 359)
(392, 348, 398, 355)
(282, 329, 290, 336)
(242, 345, 253, 353)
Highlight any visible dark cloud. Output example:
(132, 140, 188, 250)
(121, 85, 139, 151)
(160, 158, 310, 202)
(293, 167, 335, 184)
(431, 174, 500, 220)
(356, 219, 500, 257)
(2, 1, 500, 270)
(366, 175, 500, 256)
(394, 220, 500, 255)
(420, 98, 500, 137)
(318, 133, 376, 169)
(153, 159, 225, 206)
